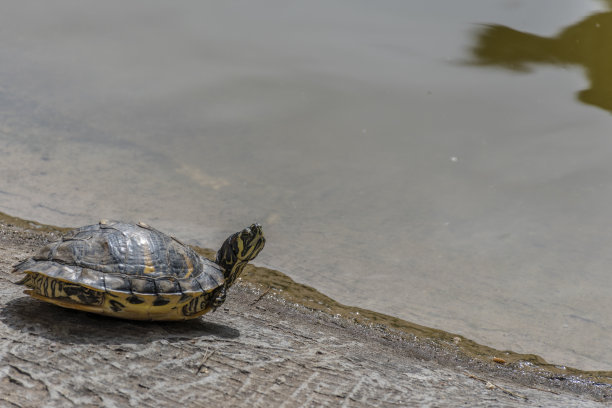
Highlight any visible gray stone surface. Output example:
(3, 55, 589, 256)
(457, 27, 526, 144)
(0, 220, 609, 407)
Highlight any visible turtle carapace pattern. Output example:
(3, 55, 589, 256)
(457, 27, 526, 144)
(12, 220, 265, 321)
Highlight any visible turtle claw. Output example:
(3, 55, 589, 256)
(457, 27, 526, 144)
(212, 287, 227, 310)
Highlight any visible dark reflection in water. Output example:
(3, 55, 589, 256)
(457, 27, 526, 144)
(470, 2, 612, 113)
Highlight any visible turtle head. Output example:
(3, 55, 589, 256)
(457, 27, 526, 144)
(216, 224, 265, 286)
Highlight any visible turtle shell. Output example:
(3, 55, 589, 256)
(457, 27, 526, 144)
(13, 220, 226, 320)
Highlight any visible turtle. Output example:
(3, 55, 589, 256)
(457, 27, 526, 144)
(12, 220, 265, 321)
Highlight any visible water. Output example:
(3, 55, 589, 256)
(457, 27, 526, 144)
(0, 0, 610, 370)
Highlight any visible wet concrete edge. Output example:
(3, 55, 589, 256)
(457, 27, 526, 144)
(1, 210, 611, 403)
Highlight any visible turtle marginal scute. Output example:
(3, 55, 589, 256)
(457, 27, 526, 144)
(102, 274, 131, 294)
(130, 277, 156, 294)
(156, 278, 181, 294)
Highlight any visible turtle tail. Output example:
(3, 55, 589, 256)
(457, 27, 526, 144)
(15, 274, 32, 286)
(12, 259, 35, 286)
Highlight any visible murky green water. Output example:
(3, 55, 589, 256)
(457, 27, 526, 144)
(1, 0, 611, 370)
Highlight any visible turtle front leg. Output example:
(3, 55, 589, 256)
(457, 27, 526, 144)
(212, 286, 227, 310)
